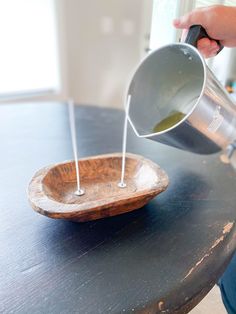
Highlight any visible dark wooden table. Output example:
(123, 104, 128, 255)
(1, 102, 236, 314)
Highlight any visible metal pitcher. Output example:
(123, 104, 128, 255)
(128, 25, 236, 157)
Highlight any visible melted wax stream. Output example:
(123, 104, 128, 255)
(118, 94, 131, 188)
(68, 100, 85, 196)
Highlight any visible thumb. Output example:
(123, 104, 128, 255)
(173, 11, 204, 29)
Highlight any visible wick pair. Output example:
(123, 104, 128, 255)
(69, 95, 132, 196)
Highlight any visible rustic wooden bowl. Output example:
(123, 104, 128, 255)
(28, 153, 169, 222)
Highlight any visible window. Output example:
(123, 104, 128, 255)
(149, 0, 179, 50)
(0, 0, 60, 101)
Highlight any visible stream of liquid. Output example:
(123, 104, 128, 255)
(68, 100, 85, 196)
(118, 94, 131, 188)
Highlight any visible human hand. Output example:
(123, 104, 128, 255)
(180, 28, 221, 58)
(173, 5, 236, 58)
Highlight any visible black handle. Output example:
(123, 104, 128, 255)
(185, 25, 223, 54)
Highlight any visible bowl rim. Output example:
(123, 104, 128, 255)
(27, 153, 169, 219)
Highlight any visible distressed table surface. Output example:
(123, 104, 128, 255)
(0, 102, 236, 314)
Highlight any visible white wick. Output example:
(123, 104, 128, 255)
(68, 99, 85, 196)
(118, 94, 131, 188)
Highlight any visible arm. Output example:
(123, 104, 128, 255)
(173, 5, 236, 58)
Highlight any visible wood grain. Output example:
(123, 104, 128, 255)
(28, 153, 169, 222)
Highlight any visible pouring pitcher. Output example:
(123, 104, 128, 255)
(128, 25, 236, 155)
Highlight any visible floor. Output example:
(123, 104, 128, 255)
(190, 286, 227, 314)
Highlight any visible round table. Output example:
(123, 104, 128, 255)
(1, 102, 236, 313)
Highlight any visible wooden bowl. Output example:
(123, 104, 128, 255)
(28, 153, 169, 222)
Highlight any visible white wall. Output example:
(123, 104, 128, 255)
(0, 0, 152, 106)
(59, 0, 152, 108)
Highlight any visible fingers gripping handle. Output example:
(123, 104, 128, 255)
(185, 25, 223, 54)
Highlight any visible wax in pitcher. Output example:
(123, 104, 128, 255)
(153, 110, 186, 133)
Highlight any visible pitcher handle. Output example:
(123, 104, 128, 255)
(185, 25, 223, 54)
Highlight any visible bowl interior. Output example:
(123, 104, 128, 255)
(42, 155, 160, 205)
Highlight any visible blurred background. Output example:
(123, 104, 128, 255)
(0, 0, 236, 108)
